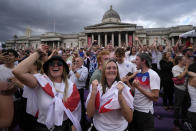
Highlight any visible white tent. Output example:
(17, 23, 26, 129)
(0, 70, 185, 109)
(179, 30, 196, 38)
(0, 42, 2, 50)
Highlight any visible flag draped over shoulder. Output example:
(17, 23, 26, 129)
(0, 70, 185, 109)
(86, 81, 134, 113)
(23, 85, 39, 117)
(24, 73, 82, 131)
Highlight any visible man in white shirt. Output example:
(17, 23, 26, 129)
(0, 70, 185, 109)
(70, 56, 88, 130)
(131, 53, 160, 131)
(115, 48, 136, 83)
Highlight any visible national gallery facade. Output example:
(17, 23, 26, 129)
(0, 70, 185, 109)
(6, 6, 196, 49)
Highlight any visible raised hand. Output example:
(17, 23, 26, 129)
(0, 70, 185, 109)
(117, 82, 124, 94)
(48, 49, 58, 60)
(0, 52, 7, 62)
(52, 49, 58, 56)
(40, 44, 48, 54)
(92, 80, 98, 93)
(132, 79, 140, 89)
(0, 78, 18, 95)
(121, 76, 129, 83)
(135, 36, 139, 41)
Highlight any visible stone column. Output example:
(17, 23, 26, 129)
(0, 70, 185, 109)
(86, 36, 88, 45)
(125, 32, 128, 46)
(118, 32, 121, 46)
(98, 33, 101, 46)
(132, 33, 135, 46)
(92, 34, 94, 43)
(143, 37, 147, 45)
(78, 40, 80, 49)
(57, 41, 60, 48)
(112, 33, 114, 47)
(172, 38, 174, 46)
(105, 33, 107, 47)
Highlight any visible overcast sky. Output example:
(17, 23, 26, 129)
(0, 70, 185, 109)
(0, 0, 196, 41)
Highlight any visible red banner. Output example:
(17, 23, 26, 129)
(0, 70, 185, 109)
(88, 37, 92, 46)
(128, 35, 132, 47)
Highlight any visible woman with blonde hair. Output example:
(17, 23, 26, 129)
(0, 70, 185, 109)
(12, 45, 81, 131)
(86, 59, 134, 131)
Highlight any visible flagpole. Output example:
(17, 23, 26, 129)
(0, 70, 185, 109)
(53, 16, 56, 33)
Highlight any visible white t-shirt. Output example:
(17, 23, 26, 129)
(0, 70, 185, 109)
(151, 50, 158, 64)
(133, 69, 160, 114)
(172, 65, 186, 91)
(93, 110, 128, 131)
(0, 64, 13, 81)
(36, 81, 65, 125)
(188, 84, 196, 113)
(126, 54, 137, 62)
(157, 51, 162, 70)
(0, 64, 19, 101)
(117, 60, 136, 79)
(125, 51, 130, 58)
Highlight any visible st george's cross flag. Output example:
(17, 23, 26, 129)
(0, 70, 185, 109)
(86, 81, 134, 113)
(23, 73, 82, 131)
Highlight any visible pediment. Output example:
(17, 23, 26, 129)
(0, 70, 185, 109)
(85, 22, 136, 30)
(97, 23, 122, 27)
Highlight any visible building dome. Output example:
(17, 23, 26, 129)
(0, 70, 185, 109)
(102, 5, 121, 23)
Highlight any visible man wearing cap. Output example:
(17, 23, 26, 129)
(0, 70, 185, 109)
(130, 53, 160, 131)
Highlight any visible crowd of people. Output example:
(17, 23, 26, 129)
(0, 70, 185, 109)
(0, 36, 196, 131)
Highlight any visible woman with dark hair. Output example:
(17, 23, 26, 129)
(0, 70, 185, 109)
(12, 45, 81, 131)
(159, 51, 174, 110)
(86, 59, 134, 131)
(172, 56, 188, 128)
(126, 46, 137, 63)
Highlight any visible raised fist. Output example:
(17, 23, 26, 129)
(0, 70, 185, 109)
(117, 82, 124, 94)
(92, 80, 98, 93)
(132, 79, 140, 88)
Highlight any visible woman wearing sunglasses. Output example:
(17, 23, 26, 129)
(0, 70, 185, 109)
(86, 59, 134, 131)
(12, 45, 81, 131)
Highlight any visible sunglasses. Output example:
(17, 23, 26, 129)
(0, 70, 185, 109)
(49, 61, 63, 67)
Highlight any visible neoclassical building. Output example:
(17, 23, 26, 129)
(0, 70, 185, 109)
(6, 6, 196, 49)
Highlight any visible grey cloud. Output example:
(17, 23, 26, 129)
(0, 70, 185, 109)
(117, 0, 196, 27)
(0, 0, 196, 41)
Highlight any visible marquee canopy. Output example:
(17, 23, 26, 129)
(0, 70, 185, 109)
(179, 30, 196, 38)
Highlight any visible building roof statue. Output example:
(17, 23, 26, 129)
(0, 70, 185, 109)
(102, 5, 121, 23)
